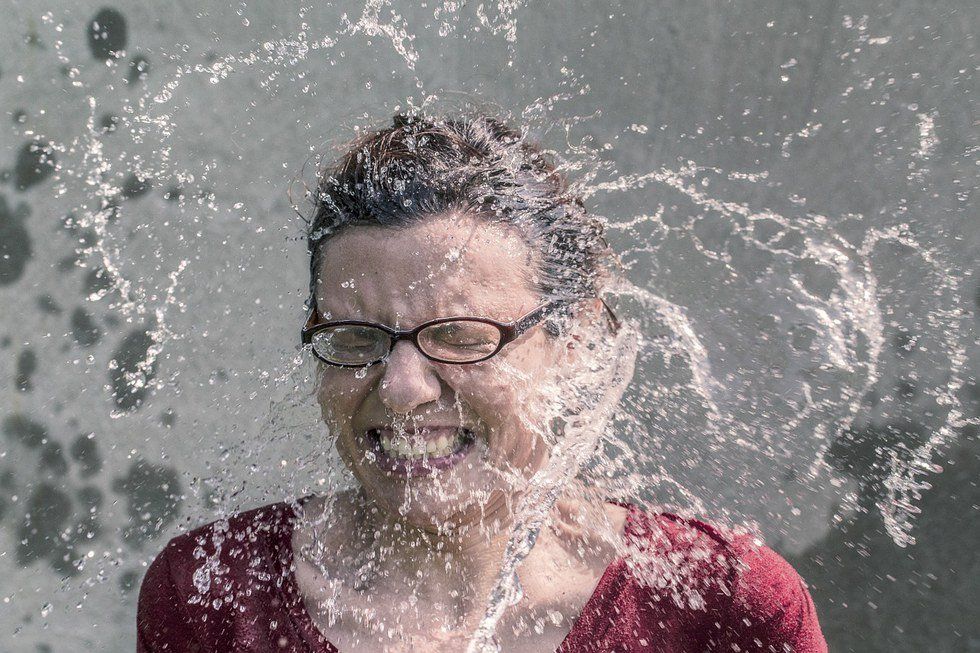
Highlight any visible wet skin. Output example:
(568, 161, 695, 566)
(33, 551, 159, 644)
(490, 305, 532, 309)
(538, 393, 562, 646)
(294, 212, 629, 652)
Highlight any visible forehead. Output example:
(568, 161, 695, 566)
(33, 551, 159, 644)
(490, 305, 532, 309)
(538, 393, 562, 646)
(315, 213, 540, 321)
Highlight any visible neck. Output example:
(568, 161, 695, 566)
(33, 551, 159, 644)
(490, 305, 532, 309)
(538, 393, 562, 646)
(296, 483, 621, 632)
(358, 490, 518, 590)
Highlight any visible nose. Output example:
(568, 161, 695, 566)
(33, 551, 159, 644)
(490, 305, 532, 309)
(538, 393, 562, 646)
(377, 340, 442, 415)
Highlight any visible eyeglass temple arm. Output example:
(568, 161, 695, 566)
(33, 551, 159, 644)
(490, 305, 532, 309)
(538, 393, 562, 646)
(510, 302, 559, 338)
(512, 298, 620, 337)
(600, 298, 621, 333)
(301, 301, 319, 343)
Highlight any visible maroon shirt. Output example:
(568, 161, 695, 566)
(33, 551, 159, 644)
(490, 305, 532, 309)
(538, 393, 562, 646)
(137, 499, 827, 652)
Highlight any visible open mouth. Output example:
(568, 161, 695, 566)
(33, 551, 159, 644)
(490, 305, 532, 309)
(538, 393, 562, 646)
(366, 426, 477, 476)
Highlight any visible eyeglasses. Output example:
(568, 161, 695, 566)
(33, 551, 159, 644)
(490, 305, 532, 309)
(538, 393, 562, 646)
(301, 299, 576, 367)
(301, 298, 622, 368)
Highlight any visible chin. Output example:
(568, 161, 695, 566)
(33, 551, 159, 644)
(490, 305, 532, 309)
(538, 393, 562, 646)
(357, 469, 503, 533)
(336, 428, 527, 532)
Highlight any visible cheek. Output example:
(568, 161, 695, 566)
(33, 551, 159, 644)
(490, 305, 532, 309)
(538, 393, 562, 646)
(441, 355, 558, 435)
(314, 367, 370, 425)
(438, 364, 522, 419)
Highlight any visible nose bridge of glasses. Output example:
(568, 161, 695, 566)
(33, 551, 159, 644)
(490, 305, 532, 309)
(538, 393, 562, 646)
(382, 337, 442, 381)
(392, 322, 454, 361)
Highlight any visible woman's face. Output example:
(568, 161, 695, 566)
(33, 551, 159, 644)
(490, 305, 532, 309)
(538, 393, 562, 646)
(313, 212, 576, 534)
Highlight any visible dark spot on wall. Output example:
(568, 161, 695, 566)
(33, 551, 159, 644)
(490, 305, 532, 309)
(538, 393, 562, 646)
(119, 569, 140, 594)
(57, 253, 81, 272)
(963, 377, 979, 418)
(127, 54, 150, 84)
(0, 194, 32, 285)
(70, 434, 103, 478)
(16, 348, 37, 392)
(77, 228, 98, 248)
(892, 329, 917, 356)
(0, 467, 15, 520)
(104, 313, 121, 328)
(13, 109, 27, 124)
(70, 307, 101, 347)
(75, 486, 104, 551)
(78, 485, 103, 509)
(113, 459, 182, 547)
(14, 140, 56, 191)
(104, 200, 121, 223)
(788, 323, 817, 352)
(17, 483, 72, 568)
(791, 257, 841, 302)
(0, 336, 10, 348)
(59, 211, 77, 231)
(160, 408, 176, 428)
(121, 173, 152, 199)
(37, 644, 53, 653)
(87, 8, 127, 61)
(16, 481, 103, 577)
(100, 113, 120, 133)
(2, 414, 47, 449)
(895, 378, 918, 400)
(36, 294, 61, 314)
(84, 267, 113, 299)
(25, 27, 43, 49)
(39, 442, 68, 477)
(163, 186, 183, 202)
(109, 328, 157, 410)
(0, 470, 12, 521)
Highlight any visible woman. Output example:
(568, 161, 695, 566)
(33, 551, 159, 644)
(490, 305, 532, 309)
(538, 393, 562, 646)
(137, 113, 827, 652)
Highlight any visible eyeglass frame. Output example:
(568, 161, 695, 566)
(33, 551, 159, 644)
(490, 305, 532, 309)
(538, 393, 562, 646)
(300, 297, 620, 368)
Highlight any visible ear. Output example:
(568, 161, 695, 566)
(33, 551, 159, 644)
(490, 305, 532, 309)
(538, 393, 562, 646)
(575, 297, 608, 332)
(559, 298, 606, 361)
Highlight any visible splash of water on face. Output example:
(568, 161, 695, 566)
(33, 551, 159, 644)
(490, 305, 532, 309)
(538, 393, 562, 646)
(465, 314, 639, 652)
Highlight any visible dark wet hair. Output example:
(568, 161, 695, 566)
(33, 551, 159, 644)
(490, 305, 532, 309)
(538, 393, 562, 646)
(304, 113, 613, 321)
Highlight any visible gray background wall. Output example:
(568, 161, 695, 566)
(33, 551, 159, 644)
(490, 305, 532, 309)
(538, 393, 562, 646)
(0, 1, 977, 651)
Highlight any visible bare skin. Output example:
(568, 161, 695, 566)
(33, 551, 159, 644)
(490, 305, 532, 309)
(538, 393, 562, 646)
(295, 212, 633, 651)
(293, 490, 627, 652)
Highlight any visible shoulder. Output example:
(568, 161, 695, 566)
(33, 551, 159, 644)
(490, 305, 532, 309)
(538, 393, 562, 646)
(624, 508, 804, 590)
(137, 499, 302, 651)
(623, 507, 827, 651)
(143, 499, 298, 588)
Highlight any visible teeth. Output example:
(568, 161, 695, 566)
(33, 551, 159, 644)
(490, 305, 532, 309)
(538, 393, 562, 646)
(378, 429, 466, 459)
(398, 439, 413, 457)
